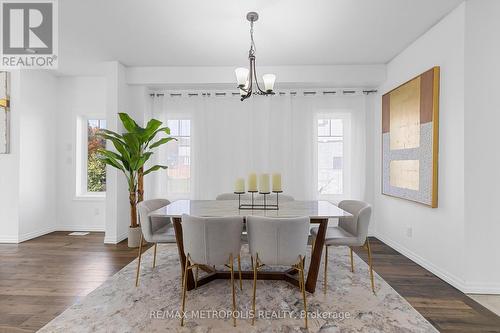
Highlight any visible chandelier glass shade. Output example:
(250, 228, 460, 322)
(235, 12, 276, 101)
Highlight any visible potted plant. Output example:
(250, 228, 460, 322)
(97, 113, 175, 247)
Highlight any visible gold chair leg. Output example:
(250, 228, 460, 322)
(237, 254, 243, 290)
(250, 255, 254, 271)
(299, 255, 308, 329)
(135, 233, 144, 287)
(180, 256, 190, 327)
(324, 246, 328, 294)
(252, 254, 258, 326)
(153, 243, 157, 268)
(366, 239, 375, 294)
(229, 254, 236, 327)
(298, 266, 303, 293)
(349, 247, 354, 273)
(194, 265, 199, 289)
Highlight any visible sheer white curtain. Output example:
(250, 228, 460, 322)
(146, 93, 367, 201)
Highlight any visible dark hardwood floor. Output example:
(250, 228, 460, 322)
(353, 238, 500, 333)
(0, 232, 151, 333)
(0, 233, 498, 332)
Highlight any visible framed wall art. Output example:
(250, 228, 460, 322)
(0, 71, 10, 154)
(382, 67, 440, 207)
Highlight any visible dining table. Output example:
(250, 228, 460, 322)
(150, 199, 352, 293)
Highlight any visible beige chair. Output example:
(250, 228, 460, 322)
(247, 216, 310, 329)
(135, 199, 175, 286)
(216, 193, 295, 243)
(310, 200, 375, 294)
(180, 214, 244, 327)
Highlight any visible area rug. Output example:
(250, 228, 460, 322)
(38, 244, 438, 332)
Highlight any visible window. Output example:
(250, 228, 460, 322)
(317, 117, 346, 196)
(76, 117, 106, 198)
(166, 119, 191, 195)
(87, 119, 107, 192)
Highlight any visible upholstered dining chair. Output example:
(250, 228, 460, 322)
(180, 214, 244, 327)
(310, 200, 375, 294)
(215, 193, 296, 243)
(136, 199, 175, 287)
(247, 216, 310, 329)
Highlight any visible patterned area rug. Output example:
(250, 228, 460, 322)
(39, 244, 437, 332)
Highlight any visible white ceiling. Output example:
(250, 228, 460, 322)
(58, 0, 463, 75)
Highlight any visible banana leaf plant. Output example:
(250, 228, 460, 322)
(116, 113, 176, 203)
(96, 113, 176, 228)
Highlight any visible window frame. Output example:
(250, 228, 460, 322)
(314, 112, 352, 201)
(75, 115, 106, 200)
(164, 116, 192, 200)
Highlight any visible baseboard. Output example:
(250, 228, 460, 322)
(3, 225, 105, 244)
(18, 226, 58, 243)
(55, 225, 105, 232)
(104, 230, 128, 244)
(0, 235, 19, 243)
(463, 283, 500, 294)
(373, 231, 467, 292)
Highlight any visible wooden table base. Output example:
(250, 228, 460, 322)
(172, 217, 328, 293)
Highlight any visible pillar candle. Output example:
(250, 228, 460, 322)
(272, 173, 282, 192)
(248, 173, 257, 192)
(234, 178, 245, 193)
(259, 173, 270, 193)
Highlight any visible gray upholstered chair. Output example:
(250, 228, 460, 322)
(247, 216, 310, 329)
(310, 200, 375, 294)
(135, 199, 175, 286)
(215, 193, 295, 243)
(180, 214, 244, 327)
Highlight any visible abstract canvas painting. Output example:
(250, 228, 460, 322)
(0, 71, 10, 154)
(382, 67, 439, 207)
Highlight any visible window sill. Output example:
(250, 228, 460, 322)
(74, 193, 106, 201)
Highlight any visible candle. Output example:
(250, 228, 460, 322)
(234, 178, 245, 193)
(259, 173, 270, 193)
(272, 173, 282, 192)
(248, 173, 257, 192)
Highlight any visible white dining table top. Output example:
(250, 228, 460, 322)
(150, 199, 352, 219)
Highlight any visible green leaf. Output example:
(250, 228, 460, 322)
(98, 129, 124, 141)
(143, 165, 168, 176)
(148, 126, 171, 140)
(122, 133, 140, 153)
(134, 152, 154, 170)
(98, 149, 123, 163)
(119, 113, 139, 132)
(149, 137, 176, 149)
(99, 155, 125, 173)
(144, 119, 162, 135)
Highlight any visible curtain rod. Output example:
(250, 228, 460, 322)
(149, 89, 378, 98)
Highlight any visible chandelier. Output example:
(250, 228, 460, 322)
(235, 12, 276, 101)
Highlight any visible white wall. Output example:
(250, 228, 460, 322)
(372, 4, 466, 289)
(0, 71, 21, 243)
(0, 73, 108, 242)
(103, 61, 133, 244)
(16, 71, 58, 241)
(56, 76, 107, 232)
(463, 0, 500, 293)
